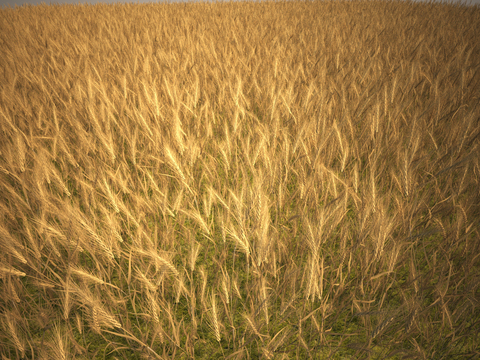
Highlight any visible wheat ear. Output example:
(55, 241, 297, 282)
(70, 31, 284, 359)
(207, 293, 221, 342)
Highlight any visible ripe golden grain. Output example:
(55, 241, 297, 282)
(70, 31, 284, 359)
(5, 311, 25, 357)
(0, 1, 479, 358)
(0, 264, 26, 278)
(208, 293, 221, 342)
(244, 312, 263, 339)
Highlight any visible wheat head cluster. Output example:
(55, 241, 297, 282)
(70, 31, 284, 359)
(0, 0, 479, 359)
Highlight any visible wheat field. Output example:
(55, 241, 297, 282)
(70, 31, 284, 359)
(0, 0, 479, 358)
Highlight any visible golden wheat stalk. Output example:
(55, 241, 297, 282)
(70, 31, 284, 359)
(244, 312, 266, 340)
(224, 225, 250, 256)
(146, 290, 161, 324)
(5, 312, 25, 357)
(175, 272, 189, 304)
(220, 267, 230, 304)
(0, 264, 26, 278)
(61, 276, 72, 320)
(405, 307, 417, 333)
(264, 327, 288, 358)
(188, 241, 201, 272)
(136, 248, 179, 277)
(207, 292, 221, 342)
(92, 305, 122, 330)
(101, 177, 120, 213)
(306, 254, 319, 302)
(232, 274, 242, 300)
(179, 208, 211, 236)
(49, 322, 69, 360)
(164, 145, 186, 181)
(371, 314, 395, 339)
(75, 313, 83, 335)
(0, 226, 28, 264)
(14, 132, 27, 173)
(74, 215, 115, 260)
(70, 265, 119, 289)
(261, 276, 270, 325)
(198, 266, 207, 310)
(8, 279, 20, 303)
(134, 267, 158, 292)
(92, 307, 101, 333)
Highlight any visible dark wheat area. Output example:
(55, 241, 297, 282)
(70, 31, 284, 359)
(1, 0, 480, 358)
